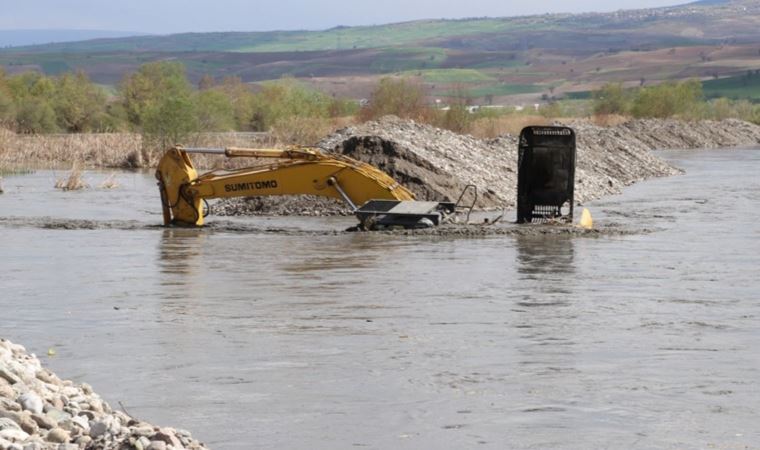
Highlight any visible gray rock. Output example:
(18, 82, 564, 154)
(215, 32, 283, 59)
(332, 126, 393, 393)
(0, 411, 37, 435)
(151, 428, 183, 449)
(18, 392, 43, 414)
(75, 410, 94, 420)
(0, 426, 30, 442)
(30, 413, 56, 430)
(0, 384, 15, 399)
(0, 397, 21, 412)
(0, 365, 19, 385)
(34, 370, 55, 385)
(44, 408, 70, 425)
(0, 338, 210, 450)
(0, 417, 21, 431)
(87, 399, 104, 413)
(18, 412, 38, 435)
(148, 441, 167, 450)
(45, 428, 69, 444)
(88, 420, 108, 439)
(135, 436, 151, 450)
(69, 415, 89, 432)
(134, 425, 154, 436)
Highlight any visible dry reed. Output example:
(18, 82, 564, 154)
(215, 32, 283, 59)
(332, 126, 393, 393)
(271, 116, 338, 146)
(55, 164, 89, 191)
(470, 114, 550, 138)
(99, 172, 120, 189)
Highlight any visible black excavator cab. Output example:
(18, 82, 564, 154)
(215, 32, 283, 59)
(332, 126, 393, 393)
(517, 126, 576, 224)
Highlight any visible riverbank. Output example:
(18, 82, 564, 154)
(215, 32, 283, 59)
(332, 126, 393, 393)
(3, 118, 760, 217)
(215, 116, 760, 216)
(0, 338, 208, 450)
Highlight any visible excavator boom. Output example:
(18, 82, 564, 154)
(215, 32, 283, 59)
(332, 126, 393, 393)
(155, 146, 423, 227)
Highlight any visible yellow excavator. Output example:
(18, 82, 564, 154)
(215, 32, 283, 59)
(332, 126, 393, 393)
(155, 145, 461, 229)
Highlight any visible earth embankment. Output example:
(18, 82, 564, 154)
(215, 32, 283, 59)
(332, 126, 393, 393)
(214, 117, 760, 216)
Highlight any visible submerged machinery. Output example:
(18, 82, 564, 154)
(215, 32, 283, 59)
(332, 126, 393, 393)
(155, 125, 579, 230)
(517, 126, 577, 224)
(155, 145, 460, 230)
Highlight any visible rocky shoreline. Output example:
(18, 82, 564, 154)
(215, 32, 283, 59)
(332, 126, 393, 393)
(0, 338, 208, 450)
(213, 117, 760, 217)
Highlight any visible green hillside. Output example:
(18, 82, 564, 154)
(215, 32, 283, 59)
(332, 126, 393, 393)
(3, 0, 760, 102)
(703, 72, 760, 100)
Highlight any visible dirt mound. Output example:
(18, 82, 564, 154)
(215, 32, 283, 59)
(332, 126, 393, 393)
(213, 195, 351, 217)
(216, 116, 760, 216)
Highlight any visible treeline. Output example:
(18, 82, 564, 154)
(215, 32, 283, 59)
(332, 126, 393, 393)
(3, 62, 760, 144)
(592, 79, 760, 122)
(0, 62, 357, 142)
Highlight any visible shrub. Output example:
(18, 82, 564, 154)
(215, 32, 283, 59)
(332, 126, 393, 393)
(630, 79, 703, 119)
(52, 71, 108, 132)
(593, 83, 630, 116)
(271, 116, 334, 146)
(249, 78, 332, 131)
(359, 77, 433, 122)
(216, 77, 256, 130)
(15, 98, 58, 134)
(195, 89, 235, 132)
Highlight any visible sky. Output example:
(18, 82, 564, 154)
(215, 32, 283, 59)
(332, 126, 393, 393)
(1, 0, 685, 34)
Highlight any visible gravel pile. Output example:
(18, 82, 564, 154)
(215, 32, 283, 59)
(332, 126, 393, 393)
(0, 338, 208, 450)
(215, 116, 760, 216)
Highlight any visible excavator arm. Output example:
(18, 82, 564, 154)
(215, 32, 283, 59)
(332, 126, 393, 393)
(155, 146, 416, 226)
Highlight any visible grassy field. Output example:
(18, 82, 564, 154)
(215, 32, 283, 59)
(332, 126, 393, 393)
(0, 18, 536, 54)
(397, 68, 495, 83)
(703, 74, 760, 100)
(466, 84, 543, 98)
(4, 1, 760, 102)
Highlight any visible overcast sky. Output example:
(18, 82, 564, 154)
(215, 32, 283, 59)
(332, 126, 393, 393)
(1, 0, 684, 34)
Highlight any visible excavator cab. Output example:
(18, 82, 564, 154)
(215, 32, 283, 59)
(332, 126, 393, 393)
(516, 126, 576, 224)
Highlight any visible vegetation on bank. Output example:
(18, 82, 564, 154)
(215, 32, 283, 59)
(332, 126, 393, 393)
(3, 61, 760, 151)
(591, 80, 760, 123)
(0, 63, 355, 140)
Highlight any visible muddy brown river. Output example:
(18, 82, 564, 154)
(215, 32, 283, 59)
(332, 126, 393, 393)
(1, 149, 759, 449)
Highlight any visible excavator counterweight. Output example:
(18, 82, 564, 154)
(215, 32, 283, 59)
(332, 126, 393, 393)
(155, 145, 455, 229)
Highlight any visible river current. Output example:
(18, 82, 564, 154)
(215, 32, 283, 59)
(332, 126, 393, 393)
(1, 149, 759, 449)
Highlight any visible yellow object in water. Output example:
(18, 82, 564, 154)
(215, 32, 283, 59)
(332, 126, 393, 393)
(47, 348, 56, 357)
(579, 208, 593, 229)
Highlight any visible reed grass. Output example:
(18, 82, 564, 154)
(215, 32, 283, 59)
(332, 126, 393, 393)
(0, 128, 282, 170)
(54, 164, 89, 191)
(470, 114, 550, 138)
(99, 172, 120, 189)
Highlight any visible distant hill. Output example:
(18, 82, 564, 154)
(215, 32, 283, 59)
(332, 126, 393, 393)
(0, 29, 145, 48)
(2, 0, 760, 102)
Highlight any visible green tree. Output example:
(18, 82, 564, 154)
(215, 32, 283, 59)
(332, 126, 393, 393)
(631, 79, 703, 118)
(52, 71, 107, 132)
(0, 69, 15, 128)
(6, 72, 58, 133)
(592, 83, 629, 116)
(121, 62, 195, 128)
(438, 85, 472, 133)
(195, 89, 235, 131)
(249, 78, 332, 131)
(15, 98, 58, 133)
(216, 77, 256, 130)
(359, 77, 432, 122)
(141, 96, 198, 148)
(121, 62, 197, 147)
